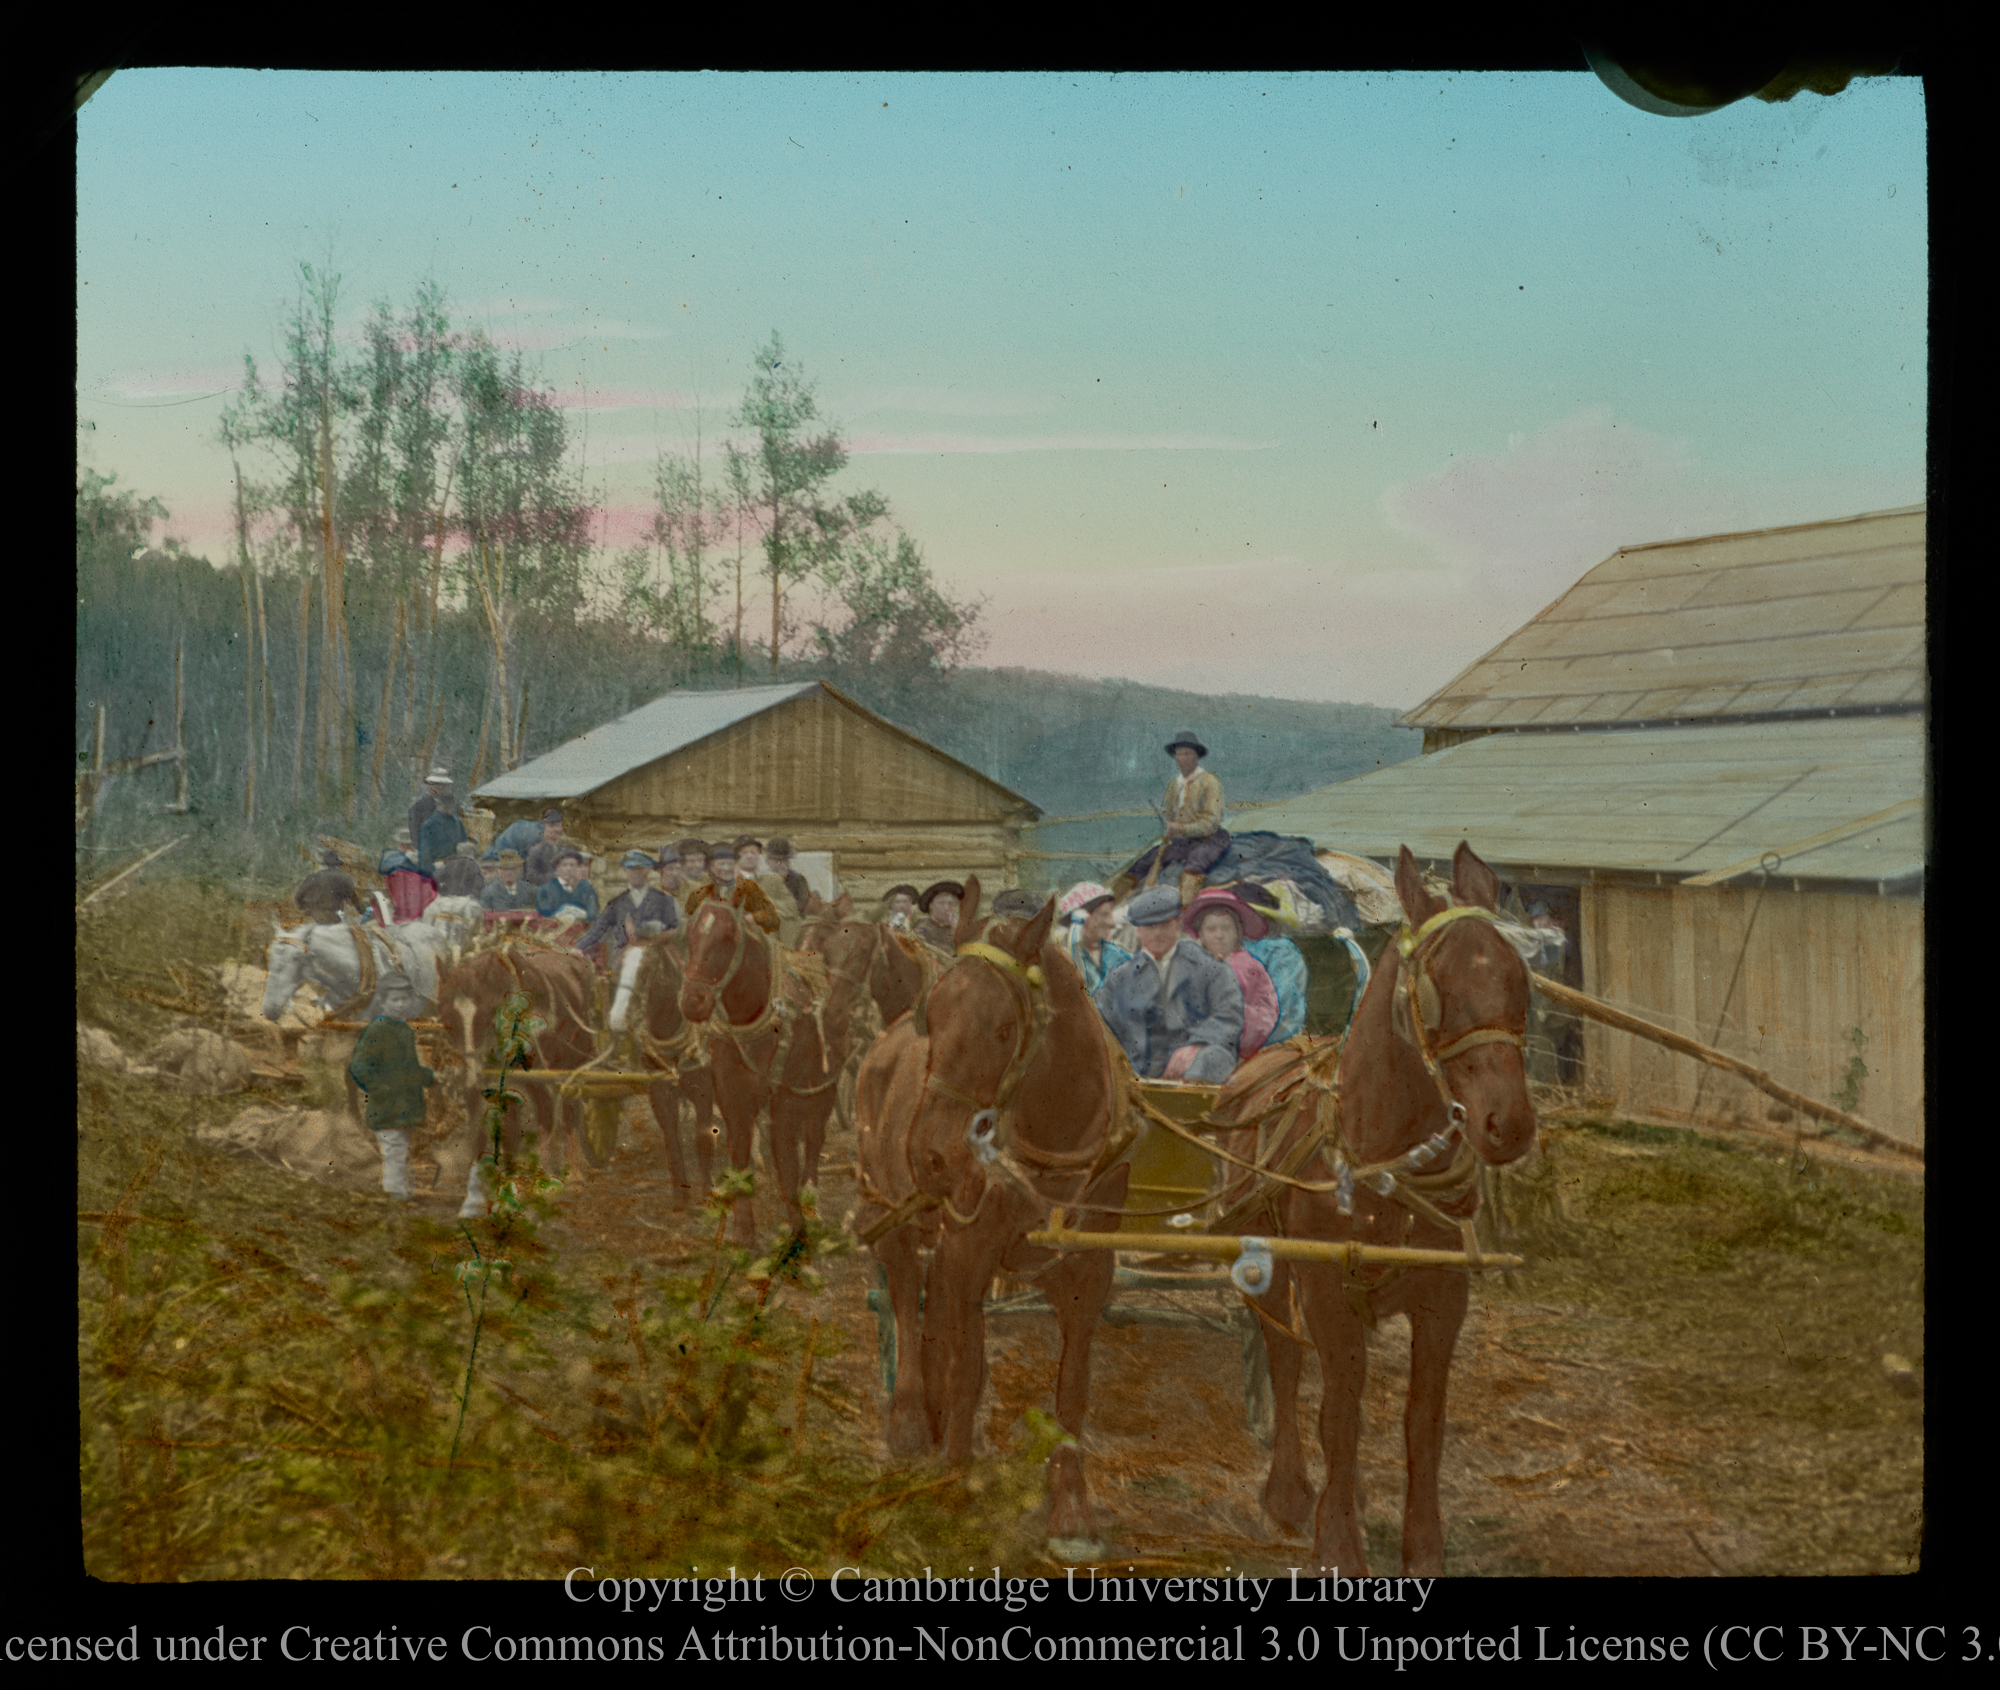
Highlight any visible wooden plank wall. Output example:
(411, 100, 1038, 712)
(1580, 882, 1925, 1146)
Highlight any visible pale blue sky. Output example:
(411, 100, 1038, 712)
(77, 70, 1924, 707)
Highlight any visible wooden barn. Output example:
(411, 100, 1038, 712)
(472, 681, 1041, 906)
(1253, 505, 1926, 1148)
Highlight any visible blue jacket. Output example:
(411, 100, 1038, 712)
(578, 887, 679, 954)
(1058, 924, 1133, 995)
(418, 809, 469, 877)
(1244, 936, 1308, 1044)
(489, 817, 544, 861)
(536, 876, 601, 921)
(1093, 938, 1244, 1080)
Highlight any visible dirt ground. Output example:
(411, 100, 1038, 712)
(444, 1094, 1804, 1580)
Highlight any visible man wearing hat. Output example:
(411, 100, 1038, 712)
(578, 849, 680, 965)
(378, 827, 437, 924)
(675, 839, 713, 897)
(683, 845, 781, 935)
(490, 807, 555, 866)
(735, 835, 806, 945)
(763, 837, 811, 915)
(417, 785, 470, 879)
(295, 848, 371, 927)
(408, 765, 453, 852)
(480, 849, 539, 917)
(534, 846, 601, 924)
(522, 811, 571, 888)
(913, 881, 965, 957)
(1055, 881, 1134, 995)
(1116, 731, 1231, 910)
(435, 840, 486, 899)
(1093, 883, 1244, 1084)
(347, 1004, 436, 1204)
(880, 884, 921, 932)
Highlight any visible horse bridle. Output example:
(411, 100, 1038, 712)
(1393, 905, 1528, 1132)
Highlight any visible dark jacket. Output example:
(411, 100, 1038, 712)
(418, 808, 469, 877)
(480, 876, 540, 912)
(535, 876, 601, 921)
(347, 1015, 436, 1132)
(408, 791, 440, 849)
(435, 854, 485, 898)
(523, 838, 568, 887)
(295, 867, 366, 925)
(579, 887, 680, 955)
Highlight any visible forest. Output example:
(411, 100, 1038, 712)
(76, 265, 1417, 885)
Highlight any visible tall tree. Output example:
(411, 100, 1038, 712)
(731, 333, 886, 675)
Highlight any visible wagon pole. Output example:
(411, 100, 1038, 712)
(1529, 974, 1919, 1163)
(1027, 1221, 1522, 1275)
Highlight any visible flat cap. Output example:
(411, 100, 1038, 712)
(541, 808, 564, 824)
(622, 849, 656, 869)
(1127, 885, 1183, 926)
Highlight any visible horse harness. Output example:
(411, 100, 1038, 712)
(683, 908, 843, 1099)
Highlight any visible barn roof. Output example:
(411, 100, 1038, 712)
(472, 680, 1042, 815)
(1246, 714, 1925, 887)
(1400, 506, 1927, 733)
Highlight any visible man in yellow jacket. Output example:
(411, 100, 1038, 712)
(1116, 730, 1232, 908)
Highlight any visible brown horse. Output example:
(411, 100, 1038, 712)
(676, 901, 848, 1246)
(880, 878, 1129, 1542)
(1212, 841, 1536, 1575)
(605, 933, 718, 1204)
(435, 942, 600, 1201)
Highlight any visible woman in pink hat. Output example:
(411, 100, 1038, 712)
(1183, 887, 1280, 1059)
(1056, 881, 1132, 994)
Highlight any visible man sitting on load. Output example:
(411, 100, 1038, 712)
(534, 846, 600, 924)
(683, 842, 781, 936)
(489, 806, 552, 868)
(578, 849, 681, 968)
(295, 848, 371, 927)
(1115, 729, 1231, 910)
(1093, 883, 1244, 1084)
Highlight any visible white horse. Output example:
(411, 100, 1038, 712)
(259, 916, 460, 1024)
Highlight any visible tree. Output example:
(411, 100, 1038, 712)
(805, 526, 987, 708)
(731, 333, 887, 675)
(619, 425, 730, 680)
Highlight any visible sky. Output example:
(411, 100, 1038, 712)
(75, 70, 1925, 712)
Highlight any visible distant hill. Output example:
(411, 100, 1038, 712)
(833, 665, 1421, 888)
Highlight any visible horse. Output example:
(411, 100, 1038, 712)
(675, 902, 847, 1246)
(1210, 841, 1537, 1576)
(864, 877, 1130, 1543)
(434, 941, 600, 1203)
(258, 915, 453, 1026)
(605, 932, 719, 1204)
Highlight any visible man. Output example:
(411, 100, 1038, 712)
(736, 835, 804, 946)
(378, 827, 437, 924)
(764, 837, 812, 914)
(579, 849, 681, 965)
(435, 840, 486, 899)
(880, 884, 921, 932)
(535, 846, 601, 923)
(1056, 881, 1133, 994)
(522, 811, 570, 888)
(676, 839, 713, 895)
(1093, 884, 1244, 1084)
(347, 1007, 437, 1204)
(480, 849, 539, 918)
(407, 765, 453, 852)
(1117, 730, 1231, 910)
(295, 849, 370, 926)
(913, 881, 965, 957)
(417, 788, 469, 878)
(490, 806, 555, 866)
(683, 842, 781, 935)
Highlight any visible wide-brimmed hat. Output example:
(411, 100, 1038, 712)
(917, 881, 965, 914)
(1164, 730, 1208, 758)
(621, 849, 656, 870)
(992, 888, 1044, 918)
(1127, 885, 1183, 926)
(732, 834, 762, 854)
(676, 837, 710, 858)
(496, 849, 523, 868)
(1058, 881, 1116, 922)
(426, 766, 452, 785)
(883, 883, 921, 903)
(1182, 885, 1269, 942)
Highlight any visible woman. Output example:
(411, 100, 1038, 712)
(1056, 880, 1133, 994)
(1182, 888, 1280, 1059)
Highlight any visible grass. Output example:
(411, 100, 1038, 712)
(1484, 1117, 1924, 1575)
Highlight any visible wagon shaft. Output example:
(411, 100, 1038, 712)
(1028, 1221, 1522, 1273)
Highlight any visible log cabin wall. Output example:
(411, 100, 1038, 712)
(482, 689, 1031, 904)
(1579, 880, 1924, 1148)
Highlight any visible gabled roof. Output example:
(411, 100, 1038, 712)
(1401, 506, 1926, 733)
(1246, 714, 1924, 887)
(472, 680, 1041, 815)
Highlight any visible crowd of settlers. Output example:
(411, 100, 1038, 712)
(306, 731, 1314, 1186)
